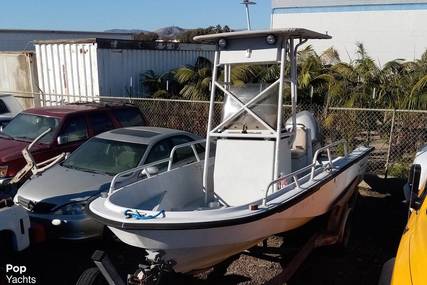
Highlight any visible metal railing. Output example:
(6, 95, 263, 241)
(263, 140, 348, 206)
(108, 139, 206, 194)
(310, 139, 348, 179)
(167, 139, 205, 170)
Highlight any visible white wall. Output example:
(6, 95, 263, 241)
(35, 42, 100, 104)
(272, 8, 427, 64)
(0, 52, 39, 108)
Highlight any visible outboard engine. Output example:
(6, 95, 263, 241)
(286, 111, 321, 171)
(286, 111, 320, 145)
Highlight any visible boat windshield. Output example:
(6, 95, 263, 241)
(2, 113, 60, 143)
(221, 80, 279, 131)
(62, 138, 147, 175)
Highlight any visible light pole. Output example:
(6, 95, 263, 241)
(241, 0, 256, 30)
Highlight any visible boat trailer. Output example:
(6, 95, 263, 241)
(78, 178, 360, 285)
(264, 177, 360, 284)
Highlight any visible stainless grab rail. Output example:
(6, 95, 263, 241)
(167, 139, 206, 170)
(108, 139, 207, 195)
(310, 139, 347, 179)
(263, 139, 348, 206)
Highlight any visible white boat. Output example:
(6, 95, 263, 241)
(87, 28, 373, 274)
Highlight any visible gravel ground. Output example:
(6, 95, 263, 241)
(1, 175, 407, 285)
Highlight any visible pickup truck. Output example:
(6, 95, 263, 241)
(0, 102, 145, 188)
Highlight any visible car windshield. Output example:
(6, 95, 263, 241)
(62, 138, 147, 175)
(2, 113, 60, 143)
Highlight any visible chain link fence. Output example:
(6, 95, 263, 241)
(6, 92, 426, 177)
(129, 99, 426, 176)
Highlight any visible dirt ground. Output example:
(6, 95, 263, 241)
(1, 175, 408, 285)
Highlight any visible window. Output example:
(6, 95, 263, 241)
(146, 139, 173, 164)
(62, 138, 147, 175)
(112, 108, 144, 127)
(58, 116, 88, 144)
(0, 100, 9, 115)
(170, 135, 195, 163)
(89, 112, 114, 135)
(2, 113, 60, 143)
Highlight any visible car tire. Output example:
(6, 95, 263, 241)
(378, 258, 395, 285)
(76, 267, 107, 285)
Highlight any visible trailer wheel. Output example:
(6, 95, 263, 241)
(339, 209, 353, 249)
(76, 267, 108, 285)
(329, 206, 354, 254)
(340, 192, 359, 249)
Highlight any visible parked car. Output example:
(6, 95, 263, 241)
(379, 144, 427, 285)
(0, 102, 145, 187)
(0, 94, 23, 127)
(14, 127, 202, 240)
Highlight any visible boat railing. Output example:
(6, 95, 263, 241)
(263, 139, 348, 206)
(310, 139, 347, 179)
(167, 139, 206, 170)
(108, 139, 207, 195)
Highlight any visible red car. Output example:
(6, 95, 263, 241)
(0, 103, 145, 187)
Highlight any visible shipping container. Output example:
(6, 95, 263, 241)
(0, 51, 39, 108)
(34, 38, 215, 104)
(0, 29, 133, 51)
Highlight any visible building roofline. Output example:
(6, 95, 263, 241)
(272, 0, 427, 9)
(34, 38, 216, 51)
(0, 28, 133, 35)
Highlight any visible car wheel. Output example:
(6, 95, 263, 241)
(76, 267, 107, 285)
(378, 258, 395, 285)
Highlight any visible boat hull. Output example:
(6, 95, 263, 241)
(107, 155, 367, 273)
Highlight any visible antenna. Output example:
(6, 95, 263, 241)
(241, 0, 256, 30)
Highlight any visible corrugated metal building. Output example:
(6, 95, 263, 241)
(0, 51, 39, 108)
(34, 38, 215, 103)
(271, 0, 427, 63)
(0, 29, 133, 51)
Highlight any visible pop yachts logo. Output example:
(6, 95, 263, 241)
(5, 265, 36, 284)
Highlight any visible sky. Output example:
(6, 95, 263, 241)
(0, 0, 272, 31)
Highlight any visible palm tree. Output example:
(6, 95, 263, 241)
(141, 70, 179, 99)
(168, 43, 427, 110)
(320, 47, 341, 66)
(174, 57, 213, 100)
(405, 51, 427, 109)
(409, 75, 427, 109)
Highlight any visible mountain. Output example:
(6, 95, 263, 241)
(104, 29, 148, 34)
(154, 26, 186, 39)
(105, 26, 187, 39)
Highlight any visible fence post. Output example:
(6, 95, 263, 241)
(384, 109, 396, 179)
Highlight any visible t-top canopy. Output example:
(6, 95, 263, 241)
(193, 28, 331, 42)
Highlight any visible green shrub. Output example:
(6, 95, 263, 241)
(387, 163, 410, 178)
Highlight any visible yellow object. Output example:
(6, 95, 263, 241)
(391, 192, 427, 285)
